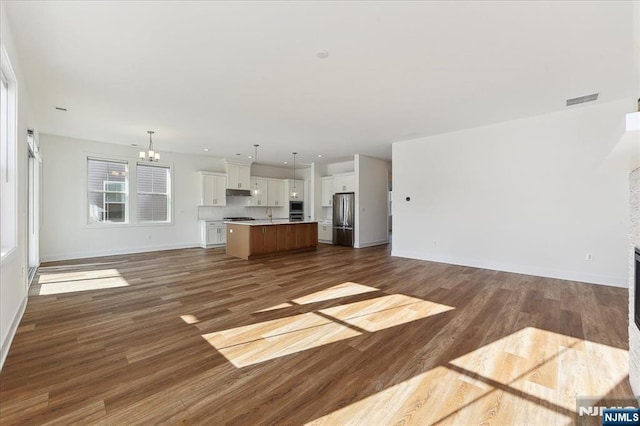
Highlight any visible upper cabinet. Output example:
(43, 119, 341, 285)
(248, 177, 268, 206)
(333, 172, 355, 193)
(268, 179, 285, 207)
(248, 177, 285, 207)
(321, 176, 334, 207)
(284, 179, 304, 201)
(199, 172, 227, 206)
(226, 162, 251, 190)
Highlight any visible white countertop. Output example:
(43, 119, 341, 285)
(228, 220, 318, 226)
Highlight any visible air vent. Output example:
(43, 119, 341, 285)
(566, 93, 599, 107)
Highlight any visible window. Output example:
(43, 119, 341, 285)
(88, 158, 128, 223)
(1, 46, 17, 258)
(137, 163, 171, 222)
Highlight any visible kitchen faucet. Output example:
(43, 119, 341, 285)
(266, 207, 273, 222)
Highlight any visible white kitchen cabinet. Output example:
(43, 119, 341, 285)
(200, 221, 226, 248)
(333, 172, 355, 193)
(321, 176, 334, 207)
(268, 179, 285, 207)
(247, 177, 284, 207)
(199, 172, 227, 206)
(249, 177, 268, 206)
(318, 223, 333, 243)
(226, 162, 251, 190)
(284, 179, 304, 201)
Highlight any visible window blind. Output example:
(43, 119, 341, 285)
(137, 163, 170, 222)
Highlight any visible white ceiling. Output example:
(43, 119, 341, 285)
(4, 1, 636, 166)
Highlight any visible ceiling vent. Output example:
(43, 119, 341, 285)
(566, 93, 599, 107)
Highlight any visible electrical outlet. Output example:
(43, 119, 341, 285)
(585, 253, 593, 261)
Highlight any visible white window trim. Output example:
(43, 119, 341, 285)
(136, 162, 173, 224)
(86, 156, 130, 225)
(1, 45, 18, 261)
(82, 152, 175, 228)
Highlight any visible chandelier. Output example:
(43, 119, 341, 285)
(139, 130, 159, 162)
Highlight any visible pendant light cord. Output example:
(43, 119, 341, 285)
(292, 152, 297, 191)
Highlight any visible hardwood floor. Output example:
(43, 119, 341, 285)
(0, 244, 635, 425)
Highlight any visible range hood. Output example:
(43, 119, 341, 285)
(226, 188, 252, 197)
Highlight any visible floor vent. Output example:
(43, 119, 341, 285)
(566, 93, 599, 106)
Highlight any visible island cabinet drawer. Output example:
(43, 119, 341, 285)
(277, 223, 317, 251)
(250, 226, 278, 255)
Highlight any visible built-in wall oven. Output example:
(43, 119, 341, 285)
(289, 201, 303, 221)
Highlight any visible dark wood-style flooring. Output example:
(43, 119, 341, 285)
(0, 244, 634, 425)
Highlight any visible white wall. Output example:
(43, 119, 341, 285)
(393, 99, 631, 287)
(0, 3, 38, 368)
(326, 161, 355, 175)
(253, 163, 309, 181)
(40, 134, 229, 261)
(355, 155, 390, 248)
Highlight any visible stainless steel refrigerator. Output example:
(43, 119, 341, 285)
(333, 192, 355, 247)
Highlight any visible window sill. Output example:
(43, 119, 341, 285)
(83, 221, 174, 230)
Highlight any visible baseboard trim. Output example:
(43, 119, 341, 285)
(0, 295, 27, 372)
(356, 239, 390, 248)
(41, 243, 200, 263)
(391, 249, 627, 288)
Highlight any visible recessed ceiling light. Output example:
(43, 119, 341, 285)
(317, 154, 322, 158)
(316, 50, 329, 59)
(204, 148, 209, 152)
(283, 161, 288, 164)
(248, 155, 253, 159)
(55, 106, 67, 111)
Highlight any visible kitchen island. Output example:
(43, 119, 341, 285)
(226, 220, 318, 260)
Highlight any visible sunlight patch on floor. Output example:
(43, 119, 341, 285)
(292, 282, 378, 305)
(320, 294, 454, 332)
(254, 302, 294, 313)
(202, 283, 454, 368)
(448, 326, 629, 412)
(38, 269, 129, 295)
(307, 326, 628, 424)
(306, 364, 567, 425)
(180, 314, 199, 324)
(202, 313, 361, 367)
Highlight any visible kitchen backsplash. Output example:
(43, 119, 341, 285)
(198, 197, 287, 221)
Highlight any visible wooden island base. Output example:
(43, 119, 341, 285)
(226, 221, 318, 260)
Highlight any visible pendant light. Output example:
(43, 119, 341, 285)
(291, 152, 298, 198)
(139, 130, 160, 162)
(252, 144, 262, 196)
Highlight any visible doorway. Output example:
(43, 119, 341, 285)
(26, 130, 39, 286)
